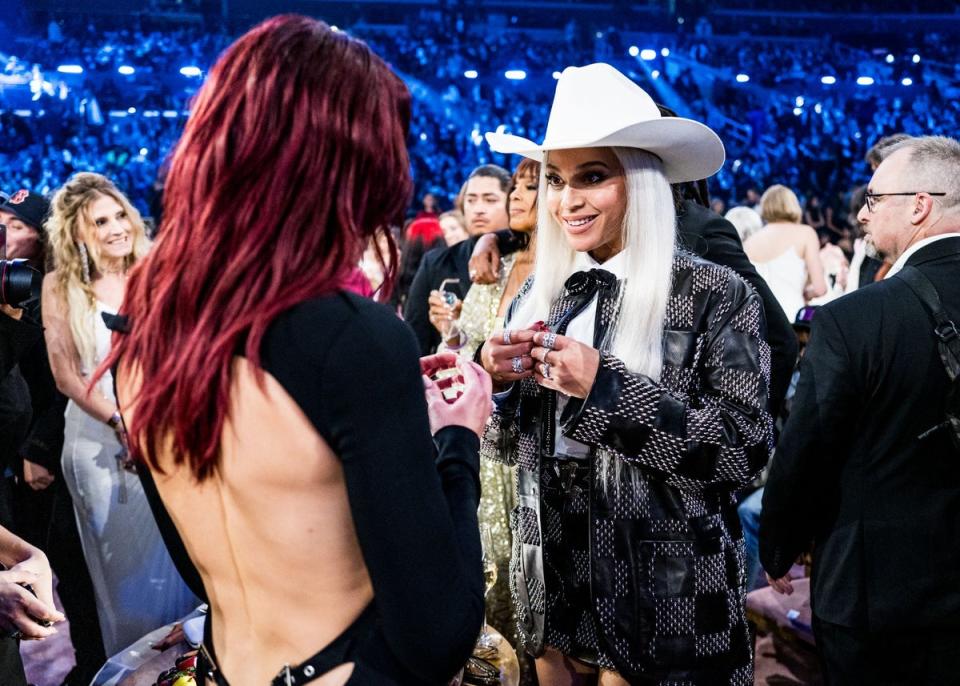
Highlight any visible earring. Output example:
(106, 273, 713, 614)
(77, 242, 91, 284)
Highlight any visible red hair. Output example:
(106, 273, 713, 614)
(99, 15, 412, 479)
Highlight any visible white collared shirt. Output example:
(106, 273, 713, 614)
(554, 249, 630, 458)
(886, 233, 960, 279)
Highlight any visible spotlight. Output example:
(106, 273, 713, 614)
(179, 66, 202, 77)
(504, 70, 527, 81)
(902, 77, 914, 86)
(464, 70, 478, 79)
(856, 76, 875, 86)
(640, 49, 657, 61)
(651, 70, 660, 79)
(118, 65, 135, 75)
(552, 71, 562, 80)
(795, 96, 804, 107)
(736, 73, 750, 83)
(793, 107, 802, 116)
(661, 48, 670, 57)
(127, 107, 136, 114)
(912, 54, 920, 63)
(628, 46, 639, 57)
(57, 64, 84, 74)
(821, 75, 837, 85)
(885, 54, 895, 64)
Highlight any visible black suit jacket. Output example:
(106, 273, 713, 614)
(678, 200, 797, 418)
(402, 236, 481, 356)
(760, 236, 960, 630)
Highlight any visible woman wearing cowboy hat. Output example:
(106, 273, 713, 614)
(479, 63, 773, 684)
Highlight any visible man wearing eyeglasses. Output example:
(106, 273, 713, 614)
(759, 135, 960, 685)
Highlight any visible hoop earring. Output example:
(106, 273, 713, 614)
(77, 242, 91, 284)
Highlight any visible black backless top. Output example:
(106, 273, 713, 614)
(118, 292, 484, 684)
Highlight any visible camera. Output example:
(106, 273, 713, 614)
(0, 224, 42, 307)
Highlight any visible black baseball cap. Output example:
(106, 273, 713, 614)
(1, 189, 50, 235)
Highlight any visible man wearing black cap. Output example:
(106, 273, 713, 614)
(0, 190, 107, 684)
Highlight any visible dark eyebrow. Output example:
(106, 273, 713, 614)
(545, 161, 611, 172)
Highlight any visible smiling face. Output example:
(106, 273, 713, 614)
(544, 147, 627, 262)
(84, 193, 133, 261)
(508, 170, 538, 232)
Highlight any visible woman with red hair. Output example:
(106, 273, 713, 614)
(102, 16, 489, 685)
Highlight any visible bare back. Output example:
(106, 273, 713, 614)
(114, 292, 485, 686)
(119, 360, 369, 685)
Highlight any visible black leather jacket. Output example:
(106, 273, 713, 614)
(482, 251, 773, 682)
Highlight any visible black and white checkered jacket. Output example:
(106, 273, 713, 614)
(481, 250, 774, 683)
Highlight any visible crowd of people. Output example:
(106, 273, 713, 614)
(2, 7, 960, 686)
(2, 12, 959, 218)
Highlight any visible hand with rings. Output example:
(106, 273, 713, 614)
(480, 327, 537, 389)
(530, 330, 600, 399)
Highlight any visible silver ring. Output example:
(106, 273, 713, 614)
(511, 356, 523, 374)
(542, 332, 557, 350)
(502, 329, 513, 345)
(540, 362, 551, 379)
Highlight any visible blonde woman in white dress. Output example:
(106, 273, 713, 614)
(42, 173, 198, 656)
(744, 184, 828, 321)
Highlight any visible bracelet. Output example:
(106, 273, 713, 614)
(107, 410, 123, 430)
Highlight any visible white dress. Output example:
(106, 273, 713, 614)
(61, 301, 199, 656)
(752, 246, 807, 323)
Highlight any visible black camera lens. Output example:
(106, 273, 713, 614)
(0, 259, 42, 307)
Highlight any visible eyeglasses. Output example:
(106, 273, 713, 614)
(864, 191, 946, 213)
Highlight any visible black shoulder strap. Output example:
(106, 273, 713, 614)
(896, 266, 960, 381)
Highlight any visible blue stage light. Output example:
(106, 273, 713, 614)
(821, 75, 837, 85)
(180, 66, 202, 77)
(464, 70, 478, 79)
(118, 65, 135, 75)
(504, 70, 527, 80)
(856, 76, 874, 86)
(736, 73, 750, 83)
(640, 49, 657, 61)
(628, 46, 639, 57)
(57, 65, 84, 74)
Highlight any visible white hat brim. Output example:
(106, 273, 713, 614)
(485, 117, 725, 184)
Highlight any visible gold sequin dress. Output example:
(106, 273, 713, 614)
(439, 255, 519, 648)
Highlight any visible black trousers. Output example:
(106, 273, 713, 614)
(813, 615, 960, 686)
(14, 478, 106, 684)
(0, 636, 27, 686)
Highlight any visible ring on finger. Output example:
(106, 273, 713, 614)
(540, 362, 552, 379)
(541, 332, 557, 350)
(511, 356, 524, 374)
(502, 329, 513, 345)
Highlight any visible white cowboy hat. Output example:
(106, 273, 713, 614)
(485, 63, 725, 183)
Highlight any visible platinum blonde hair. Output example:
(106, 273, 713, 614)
(509, 147, 676, 378)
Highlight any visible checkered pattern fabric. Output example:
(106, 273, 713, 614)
(481, 252, 773, 683)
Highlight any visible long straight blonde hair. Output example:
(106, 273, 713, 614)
(509, 147, 677, 378)
(45, 173, 151, 370)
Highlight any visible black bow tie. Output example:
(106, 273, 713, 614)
(563, 268, 617, 297)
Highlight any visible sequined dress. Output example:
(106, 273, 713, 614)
(439, 255, 519, 648)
